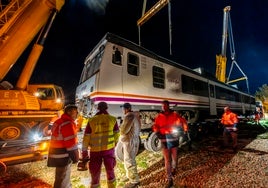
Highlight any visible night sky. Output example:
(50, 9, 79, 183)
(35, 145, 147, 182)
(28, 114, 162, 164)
(5, 0, 268, 103)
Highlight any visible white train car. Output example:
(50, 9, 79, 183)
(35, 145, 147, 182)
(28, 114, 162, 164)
(75, 33, 255, 151)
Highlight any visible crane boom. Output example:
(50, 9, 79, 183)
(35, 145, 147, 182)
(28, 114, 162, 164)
(0, 0, 64, 81)
(0, 0, 65, 166)
(215, 6, 249, 93)
(215, 6, 230, 82)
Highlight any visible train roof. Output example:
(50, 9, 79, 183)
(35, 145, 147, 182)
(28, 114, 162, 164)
(91, 32, 253, 96)
(105, 33, 197, 74)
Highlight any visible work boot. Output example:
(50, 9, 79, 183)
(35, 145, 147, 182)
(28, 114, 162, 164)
(120, 177, 129, 182)
(171, 168, 176, 176)
(232, 146, 238, 153)
(166, 179, 173, 188)
(124, 182, 140, 188)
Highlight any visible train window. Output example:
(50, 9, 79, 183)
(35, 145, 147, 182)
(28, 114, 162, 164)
(87, 59, 95, 78)
(127, 53, 139, 76)
(94, 53, 102, 72)
(209, 84, 215, 98)
(112, 47, 122, 65)
(79, 66, 87, 84)
(215, 86, 241, 102)
(181, 75, 208, 97)
(79, 49, 104, 84)
(242, 95, 255, 104)
(152, 66, 165, 89)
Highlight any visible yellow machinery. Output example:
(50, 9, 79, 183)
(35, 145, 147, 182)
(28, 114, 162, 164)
(216, 6, 249, 93)
(0, 0, 65, 165)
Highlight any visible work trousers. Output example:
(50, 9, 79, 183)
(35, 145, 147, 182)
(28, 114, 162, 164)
(223, 128, 237, 148)
(122, 137, 140, 184)
(89, 150, 116, 188)
(54, 162, 72, 188)
(162, 146, 178, 180)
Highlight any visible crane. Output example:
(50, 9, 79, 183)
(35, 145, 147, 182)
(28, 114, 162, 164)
(216, 6, 249, 93)
(0, 0, 65, 166)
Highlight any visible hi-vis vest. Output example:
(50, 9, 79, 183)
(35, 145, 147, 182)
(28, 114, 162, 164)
(85, 114, 119, 152)
(153, 111, 184, 134)
(221, 112, 238, 127)
(47, 114, 78, 167)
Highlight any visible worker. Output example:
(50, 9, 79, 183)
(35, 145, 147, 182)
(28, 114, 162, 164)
(80, 102, 120, 188)
(220, 106, 239, 152)
(119, 103, 141, 188)
(254, 107, 263, 125)
(152, 100, 188, 188)
(47, 104, 79, 188)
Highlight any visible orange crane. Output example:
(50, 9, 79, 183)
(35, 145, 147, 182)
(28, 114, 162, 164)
(216, 6, 249, 93)
(0, 0, 65, 166)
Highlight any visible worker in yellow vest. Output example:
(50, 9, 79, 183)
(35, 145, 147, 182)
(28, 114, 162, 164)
(80, 102, 120, 188)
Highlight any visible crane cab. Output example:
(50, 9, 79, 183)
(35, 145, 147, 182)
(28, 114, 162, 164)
(27, 84, 65, 111)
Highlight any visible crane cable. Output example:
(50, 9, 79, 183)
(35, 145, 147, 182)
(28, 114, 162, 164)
(138, 0, 173, 55)
(226, 11, 249, 93)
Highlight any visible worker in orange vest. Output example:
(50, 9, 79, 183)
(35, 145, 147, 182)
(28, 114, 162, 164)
(220, 106, 239, 152)
(152, 100, 188, 188)
(47, 104, 79, 188)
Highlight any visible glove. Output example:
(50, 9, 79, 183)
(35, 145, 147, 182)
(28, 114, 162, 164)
(233, 124, 238, 131)
(68, 149, 79, 164)
(77, 157, 90, 171)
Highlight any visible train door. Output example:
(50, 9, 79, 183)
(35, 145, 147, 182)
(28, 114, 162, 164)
(121, 50, 141, 95)
(208, 84, 217, 115)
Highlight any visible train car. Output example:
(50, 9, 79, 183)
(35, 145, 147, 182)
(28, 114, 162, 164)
(75, 33, 255, 152)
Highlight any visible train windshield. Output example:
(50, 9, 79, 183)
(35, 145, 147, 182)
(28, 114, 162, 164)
(79, 46, 105, 84)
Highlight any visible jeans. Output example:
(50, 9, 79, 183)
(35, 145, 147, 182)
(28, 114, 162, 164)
(162, 146, 178, 180)
(223, 128, 237, 148)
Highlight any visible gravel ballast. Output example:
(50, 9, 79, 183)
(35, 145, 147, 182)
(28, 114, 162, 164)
(1, 132, 268, 188)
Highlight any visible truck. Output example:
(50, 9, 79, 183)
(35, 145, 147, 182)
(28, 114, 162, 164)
(0, 0, 65, 166)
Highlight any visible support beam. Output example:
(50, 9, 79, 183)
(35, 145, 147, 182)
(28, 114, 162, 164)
(137, 0, 169, 26)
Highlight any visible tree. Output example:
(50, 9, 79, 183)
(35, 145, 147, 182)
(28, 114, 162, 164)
(255, 84, 268, 112)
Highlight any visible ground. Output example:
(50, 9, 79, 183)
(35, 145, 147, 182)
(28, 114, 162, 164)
(0, 123, 268, 188)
